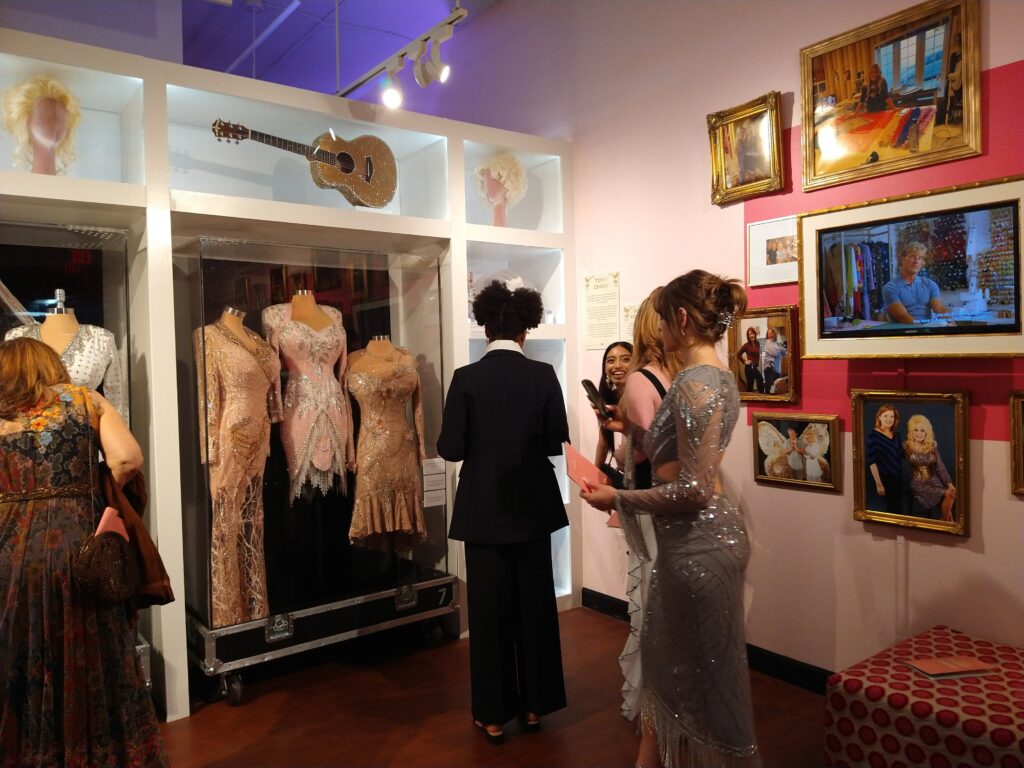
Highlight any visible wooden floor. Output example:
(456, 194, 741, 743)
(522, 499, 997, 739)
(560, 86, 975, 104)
(161, 608, 824, 767)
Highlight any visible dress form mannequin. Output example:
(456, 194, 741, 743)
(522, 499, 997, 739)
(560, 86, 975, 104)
(39, 289, 80, 354)
(219, 306, 256, 353)
(28, 97, 68, 176)
(481, 170, 508, 227)
(290, 290, 331, 331)
(474, 152, 527, 228)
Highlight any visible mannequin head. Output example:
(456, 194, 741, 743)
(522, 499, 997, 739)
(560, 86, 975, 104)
(2, 75, 81, 174)
(474, 152, 527, 209)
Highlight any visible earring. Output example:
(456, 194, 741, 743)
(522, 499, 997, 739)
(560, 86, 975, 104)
(605, 375, 613, 388)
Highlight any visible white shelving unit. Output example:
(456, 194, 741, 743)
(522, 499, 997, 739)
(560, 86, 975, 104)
(0, 27, 577, 719)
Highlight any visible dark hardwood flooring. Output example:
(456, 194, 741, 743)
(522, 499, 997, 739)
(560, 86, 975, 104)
(161, 608, 823, 767)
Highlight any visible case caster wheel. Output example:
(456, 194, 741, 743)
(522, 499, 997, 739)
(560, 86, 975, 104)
(222, 673, 244, 706)
(419, 618, 443, 648)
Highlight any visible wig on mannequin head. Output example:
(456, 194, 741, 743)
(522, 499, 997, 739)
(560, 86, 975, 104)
(474, 151, 527, 208)
(2, 74, 81, 173)
(471, 280, 542, 341)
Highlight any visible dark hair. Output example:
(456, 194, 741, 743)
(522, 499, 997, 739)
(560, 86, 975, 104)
(0, 337, 71, 420)
(472, 280, 543, 340)
(598, 341, 633, 406)
(656, 269, 748, 345)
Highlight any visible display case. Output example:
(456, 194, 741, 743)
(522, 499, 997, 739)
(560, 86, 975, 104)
(464, 141, 563, 232)
(173, 236, 454, 697)
(0, 221, 132, 422)
(0, 53, 144, 184)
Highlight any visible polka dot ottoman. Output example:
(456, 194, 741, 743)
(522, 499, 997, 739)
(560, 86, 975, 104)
(824, 625, 1024, 768)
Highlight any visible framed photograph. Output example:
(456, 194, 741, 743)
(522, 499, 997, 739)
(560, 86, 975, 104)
(852, 389, 968, 536)
(1012, 391, 1024, 495)
(289, 269, 311, 294)
(728, 305, 797, 402)
(269, 266, 287, 304)
(800, 0, 980, 191)
(747, 215, 798, 287)
(313, 265, 343, 292)
(752, 412, 841, 491)
(707, 90, 784, 206)
(798, 176, 1023, 359)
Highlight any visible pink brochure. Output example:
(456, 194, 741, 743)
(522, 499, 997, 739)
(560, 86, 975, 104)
(563, 442, 609, 490)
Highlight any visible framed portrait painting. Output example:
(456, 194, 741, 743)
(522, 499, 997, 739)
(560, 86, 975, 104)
(800, 0, 980, 191)
(707, 91, 784, 206)
(798, 176, 1023, 359)
(747, 215, 798, 287)
(851, 389, 968, 536)
(752, 412, 840, 492)
(728, 305, 797, 403)
(1012, 391, 1024, 495)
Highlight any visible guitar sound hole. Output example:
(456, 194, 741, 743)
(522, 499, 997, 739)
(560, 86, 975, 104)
(336, 152, 355, 173)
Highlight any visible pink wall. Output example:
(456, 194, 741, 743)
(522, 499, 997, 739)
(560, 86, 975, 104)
(419, 0, 1024, 672)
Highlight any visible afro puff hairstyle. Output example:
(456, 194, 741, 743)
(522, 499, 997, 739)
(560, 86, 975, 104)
(471, 280, 543, 340)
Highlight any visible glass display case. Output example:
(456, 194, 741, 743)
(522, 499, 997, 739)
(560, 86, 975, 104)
(172, 236, 453, 692)
(0, 53, 144, 184)
(167, 86, 447, 218)
(467, 242, 565, 339)
(464, 141, 563, 232)
(0, 221, 132, 422)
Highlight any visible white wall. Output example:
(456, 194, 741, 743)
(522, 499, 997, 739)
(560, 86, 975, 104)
(413, 0, 1024, 672)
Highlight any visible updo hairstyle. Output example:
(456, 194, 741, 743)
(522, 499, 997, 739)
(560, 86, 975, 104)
(472, 280, 543, 341)
(656, 269, 748, 345)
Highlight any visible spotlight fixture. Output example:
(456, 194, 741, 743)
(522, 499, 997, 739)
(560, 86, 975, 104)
(337, 4, 468, 107)
(381, 56, 405, 110)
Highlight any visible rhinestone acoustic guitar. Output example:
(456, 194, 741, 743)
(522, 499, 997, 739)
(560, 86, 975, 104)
(211, 118, 397, 209)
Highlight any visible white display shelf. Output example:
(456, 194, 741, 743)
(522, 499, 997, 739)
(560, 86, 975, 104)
(0, 171, 146, 228)
(467, 240, 565, 326)
(0, 53, 144, 184)
(464, 140, 563, 233)
(464, 222, 569, 250)
(167, 85, 447, 220)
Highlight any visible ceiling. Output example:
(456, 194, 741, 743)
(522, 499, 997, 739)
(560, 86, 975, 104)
(181, 0, 499, 99)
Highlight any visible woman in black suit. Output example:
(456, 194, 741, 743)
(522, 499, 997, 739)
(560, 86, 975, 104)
(438, 280, 570, 744)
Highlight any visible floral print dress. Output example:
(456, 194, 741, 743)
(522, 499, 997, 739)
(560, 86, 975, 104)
(0, 384, 167, 767)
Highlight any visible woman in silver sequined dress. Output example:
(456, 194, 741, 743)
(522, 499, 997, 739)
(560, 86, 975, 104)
(582, 270, 761, 768)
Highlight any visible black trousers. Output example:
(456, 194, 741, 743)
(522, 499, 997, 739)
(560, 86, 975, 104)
(880, 472, 904, 515)
(464, 538, 567, 725)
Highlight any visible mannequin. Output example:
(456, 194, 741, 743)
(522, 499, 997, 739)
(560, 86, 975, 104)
(290, 289, 332, 331)
(346, 333, 427, 548)
(5, 289, 128, 420)
(474, 152, 527, 227)
(218, 305, 257, 353)
(2, 75, 81, 175)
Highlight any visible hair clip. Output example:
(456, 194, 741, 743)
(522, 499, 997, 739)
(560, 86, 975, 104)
(717, 310, 735, 331)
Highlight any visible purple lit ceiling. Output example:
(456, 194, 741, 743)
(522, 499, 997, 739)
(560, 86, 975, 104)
(182, 0, 497, 98)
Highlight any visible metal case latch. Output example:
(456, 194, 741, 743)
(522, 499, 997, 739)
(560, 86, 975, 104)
(265, 613, 294, 643)
(394, 585, 419, 611)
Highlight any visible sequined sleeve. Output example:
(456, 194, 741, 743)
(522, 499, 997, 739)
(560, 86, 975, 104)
(193, 327, 221, 466)
(261, 306, 285, 422)
(98, 328, 129, 424)
(933, 449, 953, 486)
(615, 375, 729, 517)
(338, 339, 355, 466)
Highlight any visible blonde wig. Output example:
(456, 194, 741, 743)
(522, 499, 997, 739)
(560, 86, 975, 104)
(2, 75, 81, 173)
(905, 413, 937, 453)
(474, 151, 527, 207)
(629, 287, 685, 380)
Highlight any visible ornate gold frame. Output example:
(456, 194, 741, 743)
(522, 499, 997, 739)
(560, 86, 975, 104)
(1012, 391, 1024, 495)
(728, 304, 798, 403)
(797, 175, 1024, 359)
(751, 412, 841, 492)
(707, 91, 784, 206)
(851, 389, 969, 536)
(800, 0, 980, 191)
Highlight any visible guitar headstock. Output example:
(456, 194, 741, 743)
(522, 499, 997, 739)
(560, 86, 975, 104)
(212, 119, 250, 143)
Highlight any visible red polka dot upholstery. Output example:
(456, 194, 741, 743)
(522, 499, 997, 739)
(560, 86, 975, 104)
(825, 626, 1024, 767)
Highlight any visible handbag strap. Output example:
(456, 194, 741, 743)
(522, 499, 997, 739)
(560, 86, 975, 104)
(636, 367, 667, 399)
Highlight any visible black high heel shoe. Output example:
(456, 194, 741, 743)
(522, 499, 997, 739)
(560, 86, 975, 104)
(523, 713, 541, 733)
(473, 720, 504, 745)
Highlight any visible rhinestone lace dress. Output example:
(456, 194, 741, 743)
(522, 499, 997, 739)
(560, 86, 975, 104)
(194, 322, 281, 628)
(262, 304, 354, 501)
(346, 345, 427, 548)
(616, 365, 761, 768)
(6, 323, 129, 421)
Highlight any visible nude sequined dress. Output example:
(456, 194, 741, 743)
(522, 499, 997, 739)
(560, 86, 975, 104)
(346, 347, 427, 548)
(262, 304, 354, 501)
(194, 321, 281, 628)
(617, 365, 760, 768)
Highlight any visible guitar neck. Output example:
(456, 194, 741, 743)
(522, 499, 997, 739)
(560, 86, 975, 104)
(249, 130, 334, 165)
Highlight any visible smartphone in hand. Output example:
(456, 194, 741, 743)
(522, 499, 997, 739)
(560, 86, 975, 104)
(581, 379, 612, 419)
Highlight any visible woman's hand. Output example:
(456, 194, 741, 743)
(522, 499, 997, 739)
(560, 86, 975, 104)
(595, 403, 627, 434)
(581, 479, 617, 512)
(876, 482, 886, 496)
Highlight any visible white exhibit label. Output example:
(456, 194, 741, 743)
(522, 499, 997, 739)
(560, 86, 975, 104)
(584, 271, 620, 350)
(421, 457, 446, 475)
(423, 489, 447, 508)
(422, 473, 446, 491)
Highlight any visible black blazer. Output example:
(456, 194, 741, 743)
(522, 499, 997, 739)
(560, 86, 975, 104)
(438, 349, 569, 544)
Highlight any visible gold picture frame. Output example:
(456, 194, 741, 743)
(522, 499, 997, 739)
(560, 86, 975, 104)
(800, 0, 980, 191)
(752, 412, 841, 492)
(728, 305, 797, 403)
(798, 175, 1023, 359)
(852, 389, 968, 536)
(707, 91, 784, 206)
(1012, 391, 1024, 495)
